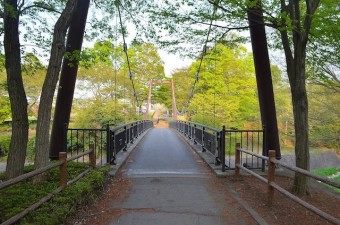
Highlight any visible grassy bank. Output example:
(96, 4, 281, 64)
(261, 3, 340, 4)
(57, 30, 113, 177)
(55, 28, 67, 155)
(313, 167, 340, 193)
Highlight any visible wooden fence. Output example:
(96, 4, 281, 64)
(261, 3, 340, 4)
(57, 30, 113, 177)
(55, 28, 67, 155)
(0, 144, 96, 225)
(235, 143, 340, 225)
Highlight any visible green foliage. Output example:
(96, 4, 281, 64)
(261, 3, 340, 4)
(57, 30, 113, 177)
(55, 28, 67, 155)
(308, 85, 340, 151)
(26, 136, 36, 162)
(174, 44, 260, 129)
(0, 134, 11, 156)
(313, 167, 340, 193)
(0, 163, 109, 224)
(73, 40, 165, 126)
(313, 167, 340, 177)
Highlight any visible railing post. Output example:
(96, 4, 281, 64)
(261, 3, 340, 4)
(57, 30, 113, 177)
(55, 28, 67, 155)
(124, 126, 128, 151)
(89, 144, 96, 168)
(268, 150, 276, 205)
(262, 124, 267, 172)
(235, 143, 241, 176)
(193, 124, 197, 144)
(106, 124, 111, 164)
(63, 123, 68, 153)
(59, 152, 67, 187)
(202, 127, 206, 152)
(221, 126, 226, 172)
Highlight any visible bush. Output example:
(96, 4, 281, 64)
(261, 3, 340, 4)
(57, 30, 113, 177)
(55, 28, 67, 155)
(0, 163, 109, 225)
(0, 134, 11, 156)
(26, 136, 36, 162)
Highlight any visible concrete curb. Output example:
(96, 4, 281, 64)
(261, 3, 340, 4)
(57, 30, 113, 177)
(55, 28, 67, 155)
(108, 128, 153, 176)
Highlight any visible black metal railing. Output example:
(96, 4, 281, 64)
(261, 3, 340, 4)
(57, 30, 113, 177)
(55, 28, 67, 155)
(106, 120, 153, 164)
(170, 120, 265, 171)
(66, 128, 107, 165)
(65, 120, 153, 165)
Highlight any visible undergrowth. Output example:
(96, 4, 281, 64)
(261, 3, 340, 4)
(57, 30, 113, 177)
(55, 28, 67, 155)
(0, 162, 109, 224)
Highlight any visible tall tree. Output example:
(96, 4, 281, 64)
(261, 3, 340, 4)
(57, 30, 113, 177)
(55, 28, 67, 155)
(49, 0, 90, 160)
(35, 0, 78, 169)
(3, 0, 29, 179)
(275, 0, 320, 194)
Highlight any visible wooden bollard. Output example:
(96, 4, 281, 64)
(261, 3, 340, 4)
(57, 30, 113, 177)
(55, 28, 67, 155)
(59, 152, 67, 187)
(268, 150, 276, 205)
(89, 144, 96, 168)
(235, 143, 241, 176)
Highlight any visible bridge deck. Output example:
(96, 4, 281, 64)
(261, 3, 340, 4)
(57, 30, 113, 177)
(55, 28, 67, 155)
(106, 127, 257, 225)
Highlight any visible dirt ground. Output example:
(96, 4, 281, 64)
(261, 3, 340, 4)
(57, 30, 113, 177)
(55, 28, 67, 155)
(225, 175, 340, 225)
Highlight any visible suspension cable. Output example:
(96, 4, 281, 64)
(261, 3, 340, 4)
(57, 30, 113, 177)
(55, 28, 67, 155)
(181, 5, 218, 115)
(116, 3, 139, 108)
(213, 22, 217, 127)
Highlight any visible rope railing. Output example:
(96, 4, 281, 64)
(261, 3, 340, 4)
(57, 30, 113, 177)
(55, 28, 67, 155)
(235, 144, 340, 225)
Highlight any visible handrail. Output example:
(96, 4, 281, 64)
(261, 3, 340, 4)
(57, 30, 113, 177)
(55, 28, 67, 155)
(178, 120, 220, 132)
(271, 159, 340, 189)
(235, 145, 340, 225)
(0, 161, 63, 190)
(237, 148, 268, 161)
(66, 149, 92, 162)
(68, 128, 106, 131)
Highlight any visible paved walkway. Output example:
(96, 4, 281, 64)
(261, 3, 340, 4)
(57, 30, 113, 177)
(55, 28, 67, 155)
(108, 127, 257, 225)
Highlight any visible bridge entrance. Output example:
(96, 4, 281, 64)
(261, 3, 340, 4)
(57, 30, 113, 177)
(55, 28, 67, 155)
(145, 79, 178, 121)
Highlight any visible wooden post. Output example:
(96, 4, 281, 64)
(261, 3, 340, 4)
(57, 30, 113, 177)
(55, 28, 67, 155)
(235, 143, 241, 176)
(59, 152, 67, 187)
(89, 144, 96, 168)
(268, 150, 276, 205)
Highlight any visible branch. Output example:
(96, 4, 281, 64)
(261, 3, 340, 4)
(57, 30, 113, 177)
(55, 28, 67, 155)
(302, 0, 321, 43)
(20, 4, 61, 15)
(207, 0, 232, 14)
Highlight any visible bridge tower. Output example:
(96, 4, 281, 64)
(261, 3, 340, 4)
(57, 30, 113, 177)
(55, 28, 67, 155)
(145, 79, 178, 121)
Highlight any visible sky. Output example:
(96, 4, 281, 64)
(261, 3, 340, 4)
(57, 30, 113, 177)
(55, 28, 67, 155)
(158, 50, 193, 77)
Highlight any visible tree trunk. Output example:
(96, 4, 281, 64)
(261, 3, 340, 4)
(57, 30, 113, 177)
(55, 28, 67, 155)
(50, 0, 90, 159)
(247, 3, 281, 159)
(279, 0, 320, 195)
(4, 0, 29, 179)
(290, 47, 310, 195)
(34, 0, 78, 173)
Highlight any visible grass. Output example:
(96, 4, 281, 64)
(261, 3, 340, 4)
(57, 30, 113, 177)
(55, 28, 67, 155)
(313, 167, 340, 193)
(0, 162, 109, 224)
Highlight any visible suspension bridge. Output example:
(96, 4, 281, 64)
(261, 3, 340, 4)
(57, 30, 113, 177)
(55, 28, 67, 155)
(1, 1, 339, 225)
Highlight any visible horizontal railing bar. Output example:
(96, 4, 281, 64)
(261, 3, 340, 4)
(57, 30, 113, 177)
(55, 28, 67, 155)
(66, 149, 92, 162)
(271, 159, 340, 189)
(270, 182, 340, 224)
(225, 129, 263, 132)
(0, 149, 94, 190)
(0, 161, 63, 190)
(237, 164, 268, 183)
(237, 148, 269, 160)
(67, 128, 106, 131)
(178, 121, 221, 132)
(110, 120, 150, 132)
(67, 167, 92, 186)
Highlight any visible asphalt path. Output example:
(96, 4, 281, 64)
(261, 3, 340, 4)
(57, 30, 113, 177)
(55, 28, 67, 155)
(109, 127, 256, 225)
